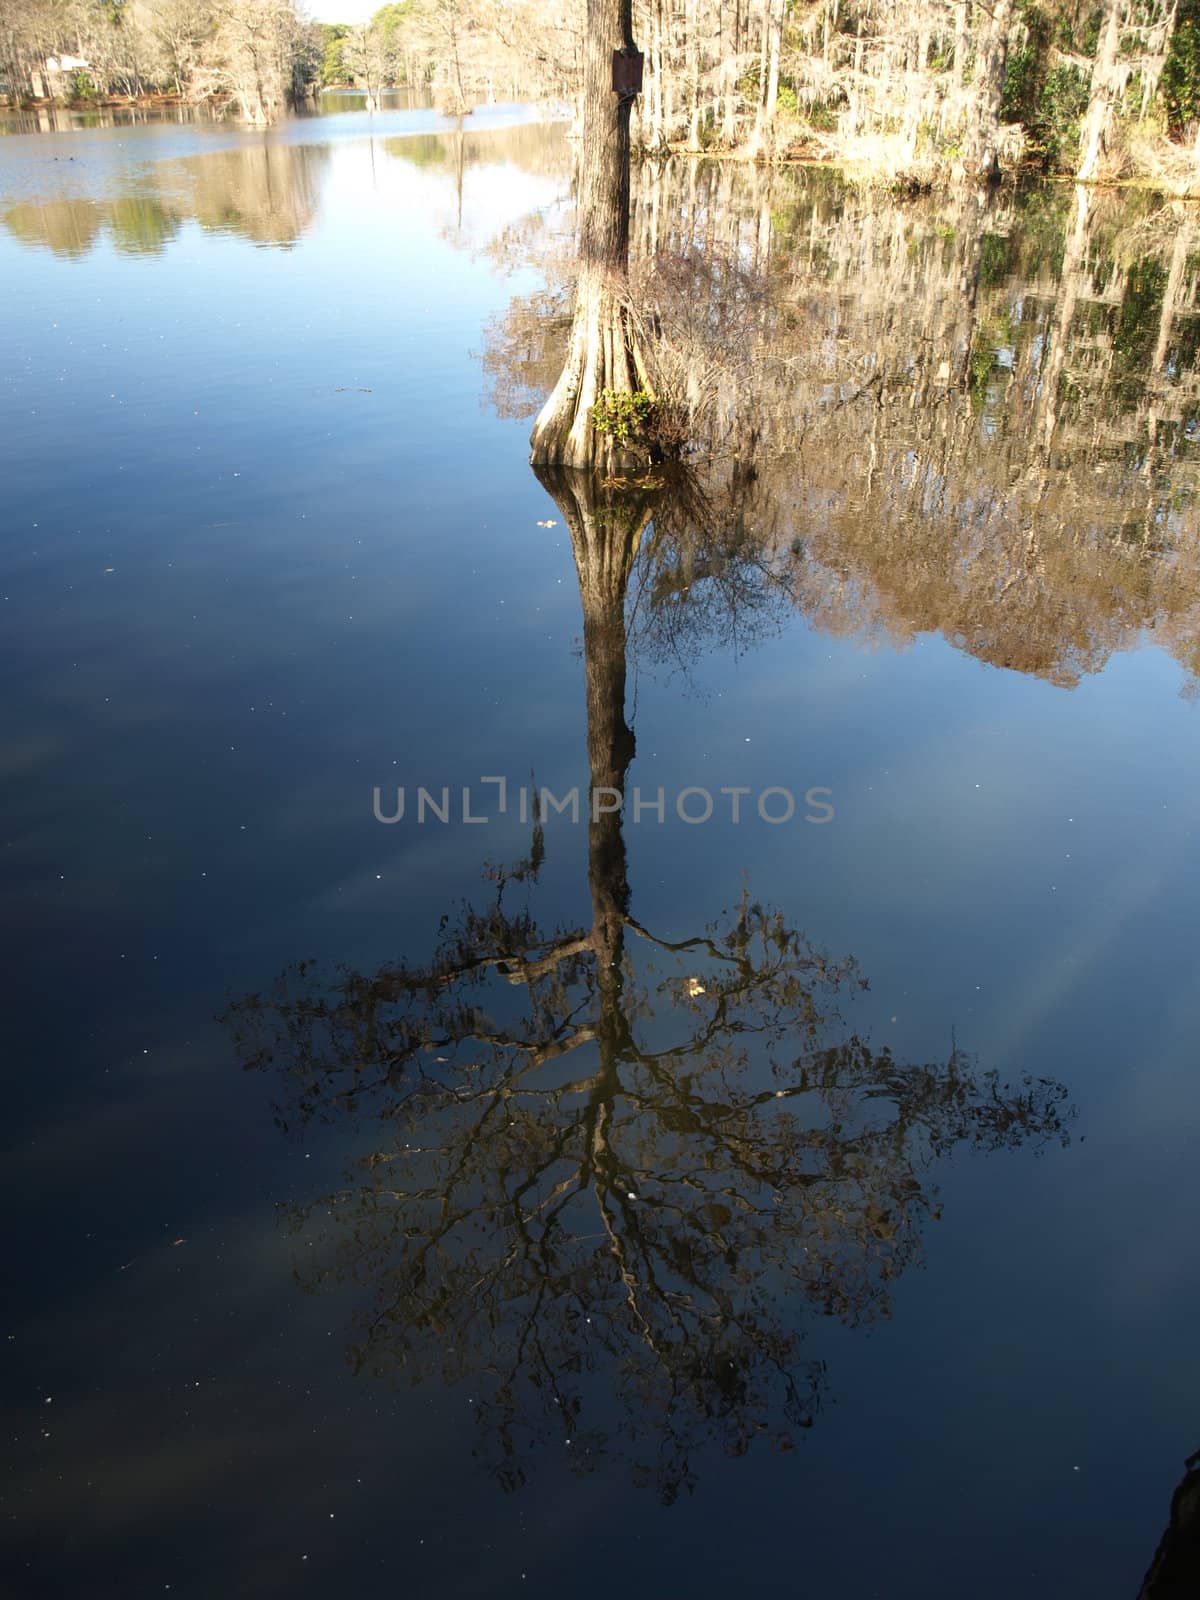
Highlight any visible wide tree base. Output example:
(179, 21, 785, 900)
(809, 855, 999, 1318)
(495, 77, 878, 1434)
(530, 271, 655, 473)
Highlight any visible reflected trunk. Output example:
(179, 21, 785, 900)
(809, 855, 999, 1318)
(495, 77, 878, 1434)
(532, 466, 657, 1005)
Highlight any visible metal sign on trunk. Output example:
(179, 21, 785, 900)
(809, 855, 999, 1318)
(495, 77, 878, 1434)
(611, 48, 644, 99)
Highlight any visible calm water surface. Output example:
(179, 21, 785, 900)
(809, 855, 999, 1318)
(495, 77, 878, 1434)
(1, 104, 1199, 1598)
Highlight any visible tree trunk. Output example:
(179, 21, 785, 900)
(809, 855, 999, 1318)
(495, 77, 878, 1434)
(722, 0, 739, 144)
(749, 0, 783, 158)
(1035, 184, 1092, 462)
(661, 0, 676, 138)
(1153, 215, 1192, 372)
(964, 0, 1012, 177)
(766, 0, 782, 125)
(655, 0, 666, 145)
(953, 0, 969, 88)
(533, 466, 656, 967)
(1077, 0, 1123, 182)
(686, 0, 702, 149)
(530, 0, 651, 471)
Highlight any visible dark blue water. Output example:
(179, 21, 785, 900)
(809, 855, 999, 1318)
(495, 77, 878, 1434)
(2, 106, 1198, 1598)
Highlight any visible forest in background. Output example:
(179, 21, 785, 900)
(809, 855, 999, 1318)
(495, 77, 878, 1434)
(8, 0, 1200, 185)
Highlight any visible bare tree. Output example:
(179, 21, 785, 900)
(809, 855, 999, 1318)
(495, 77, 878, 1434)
(227, 468, 1071, 1498)
(528, 0, 651, 469)
(342, 14, 397, 109)
(192, 0, 312, 123)
(145, 0, 214, 96)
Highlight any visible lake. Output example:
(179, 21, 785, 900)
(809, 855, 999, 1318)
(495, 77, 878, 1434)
(2, 100, 1198, 1599)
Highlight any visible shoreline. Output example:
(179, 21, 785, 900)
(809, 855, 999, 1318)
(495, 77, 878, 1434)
(5, 92, 1200, 200)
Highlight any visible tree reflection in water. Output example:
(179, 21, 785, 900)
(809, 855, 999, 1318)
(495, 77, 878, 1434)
(483, 164, 1200, 693)
(2, 142, 331, 256)
(228, 467, 1071, 1501)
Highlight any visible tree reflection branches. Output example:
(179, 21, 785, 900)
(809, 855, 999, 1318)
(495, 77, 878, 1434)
(2, 141, 330, 256)
(229, 467, 1071, 1501)
(231, 847, 1068, 1499)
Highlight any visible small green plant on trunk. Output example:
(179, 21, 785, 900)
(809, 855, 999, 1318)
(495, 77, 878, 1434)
(590, 388, 655, 447)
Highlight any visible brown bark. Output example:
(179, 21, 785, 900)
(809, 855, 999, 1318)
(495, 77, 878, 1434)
(530, 0, 650, 470)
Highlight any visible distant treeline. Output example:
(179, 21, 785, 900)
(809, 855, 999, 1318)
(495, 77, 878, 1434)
(6, 0, 1200, 185)
(319, 0, 1200, 185)
(0, 0, 321, 122)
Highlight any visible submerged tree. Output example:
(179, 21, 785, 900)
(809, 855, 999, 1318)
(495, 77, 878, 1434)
(484, 160, 1200, 694)
(200, 0, 317, 124)
(228, 469, 1071, 1499)
(528, 0, 652, 470)
(341, 16, 398, 110)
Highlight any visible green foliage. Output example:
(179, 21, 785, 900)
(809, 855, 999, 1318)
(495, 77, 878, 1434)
(1111, 257, 1168, 404)
(1168, 283, 1200, 371)
(1036, 65, 1089, 169)
(590, 389, 655, 446)
(968, 337, 995, 408)
(978, 229, 1016, 289)
(1002, 2, 1053, 128)
(373, 2, 409, 47)
(776, 84, 799, 115)
(67, 71, 97, 102)
(1002, 3, 1089, 169)
(1161, 0, 1200, 140)
(806, 98, 839, 132)
(967, 313, 1014, 410)
(107, 197, 180, 255)
(1067, 6, 1104, 57)
(320, 23, 349, 87)
(736, 61, 762, 102)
